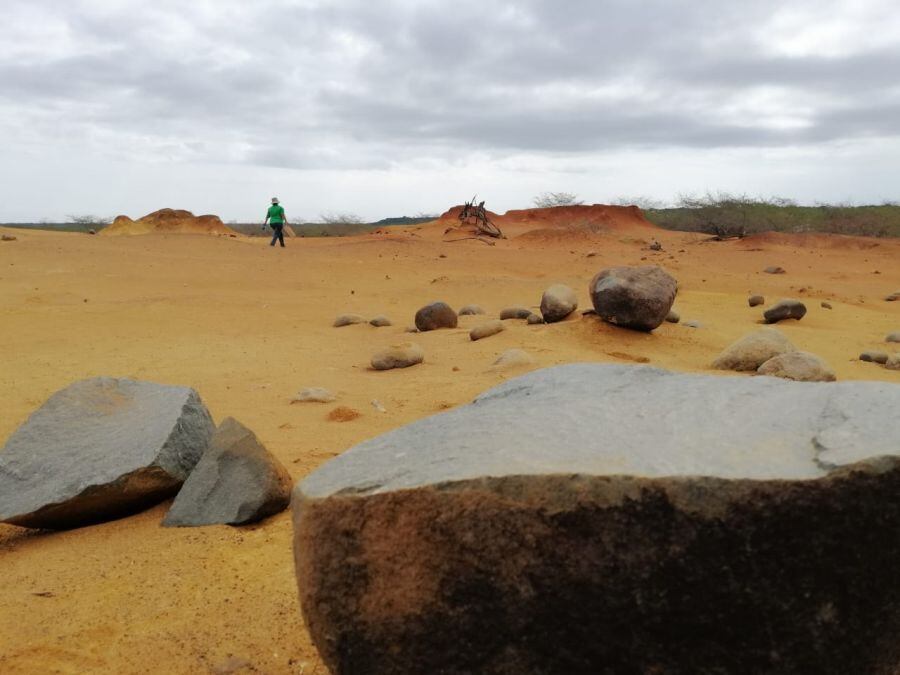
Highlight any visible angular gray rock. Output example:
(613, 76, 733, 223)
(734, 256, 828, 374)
(712, 328, 796, 371)
(414, 302, 457, 331)
(764, 299, 807, 324)
(371, 342, 424, 370)
(860, 351, 889, 365)
(539, 284, 578, 323)
(458, 305, 485, 316)
(163, 418, 291, 527)
(469, 320, 504, 341)
(499, 307, 531, 320)
(293, 364, 900, 675)
(748, 295, 765, 307)
(589, 265, 677, 331)
(0, 378, 214, 529)
(758, 351, 836, 382)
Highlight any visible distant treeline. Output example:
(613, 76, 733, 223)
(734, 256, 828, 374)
(643, 195, 900, 239)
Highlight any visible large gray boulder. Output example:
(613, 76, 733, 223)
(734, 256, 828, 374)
(163, 418, 291, 527)
(0, 378, 214, 529)
(589, 265, 676, 331)
(292, 364, 900, 674)
(539, 284, 578, 323)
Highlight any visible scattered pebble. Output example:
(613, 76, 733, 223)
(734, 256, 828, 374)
(333, 313, 365, 327)
(369, 315, 392, 327)
(748, 295, 765, 307)
(371, 400, 387, 413)
(821, 301, 832, 309)
(292, 388, 336, 404)
(499, 307, 532, 320)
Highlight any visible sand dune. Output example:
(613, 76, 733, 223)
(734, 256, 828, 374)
(0, 214, 898, 673)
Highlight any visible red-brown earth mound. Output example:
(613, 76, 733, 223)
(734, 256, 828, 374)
(101, 209, 238, 236)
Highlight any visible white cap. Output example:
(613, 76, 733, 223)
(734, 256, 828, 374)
(271, 197, 279, 204)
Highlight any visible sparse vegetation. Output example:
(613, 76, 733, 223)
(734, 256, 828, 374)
(319, 212, 365, 226)
(67, 214, 112, 231)
(533, 192, 584, 208)
(644, 193, 900, 239)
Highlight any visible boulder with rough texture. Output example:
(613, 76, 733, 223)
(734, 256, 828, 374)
(293, 364, 900, 675)
(458, 305, 485, 316)
(469, 320, 504, 341)
(860, 351, 889, 364)
(333, 313, 365, 327)
(0, 378, 214, 529)
(589, 265, 677, 331)
(758, 351, 836, 382)
(748, 295, 765, 307)
(539, 284, 578, 323)
(164, 418, 291, 527)
(764, 299, 807, 324)
(414, 302, 457, 331)
(371, 342, 424, 370)
(499, 307, 532, 320)
(713, 328, 797, 371)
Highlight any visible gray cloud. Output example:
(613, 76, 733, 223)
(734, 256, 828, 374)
(1, 0, 899, 171)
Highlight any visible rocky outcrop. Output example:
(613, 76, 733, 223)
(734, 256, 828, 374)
(539, 284, 578, 323)
(414, 302, 457, 331)
(163, 418, 291, 527)
(292, 364, 900, 674)
(713, 328, 797, 371)
(589, 265, 676, 331)
(0, 378, 214, 529)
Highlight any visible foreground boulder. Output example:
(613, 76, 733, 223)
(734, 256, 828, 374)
(758, 351, 836, 382)
(292, 364, 900, 674)
(0, 378, 214, 529)
(539, 284, 578, 323)
(713, 328, 796, 371)
(764, 299, 807, 323)
(163, 418, 291, 527)
(589, 265, 676, 331)
(414, 302, 457, 331)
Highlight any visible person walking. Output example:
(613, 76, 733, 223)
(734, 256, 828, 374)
(264, 197, 287, 247)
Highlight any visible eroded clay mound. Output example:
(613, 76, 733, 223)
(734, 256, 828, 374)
(101, 209, 238, 236)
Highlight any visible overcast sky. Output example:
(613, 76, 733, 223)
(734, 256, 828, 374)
(2, 0, 900, 222)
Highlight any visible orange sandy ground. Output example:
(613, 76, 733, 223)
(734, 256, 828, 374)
(1, 221, 898, 674)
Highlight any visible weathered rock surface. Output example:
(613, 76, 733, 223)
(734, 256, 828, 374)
(458, 305, 485, 316)
(589, 265, 677, 331)
(163, 418, 291, 527)
(539, 284, 578, 323)
(860, 351, 889, 364)
(369, 315, 392, 327)
(758, 351, 836, 382)
(490, 348, 534, 370)
(499, 307, 532, 320)
(764, 299, 807, 324)
(414, 302, 457, 331)
(748, 295, 765, 307)
(371, 342, 424, 370)
(469, 320, 504, 341)
(292, 388, 336, 404)
(887, 332, 900, 343)
(0, 378, 214, 529)
(333, 313, 365, 327)
(292, 364, 900, 675)
(713, 328, 797, 371)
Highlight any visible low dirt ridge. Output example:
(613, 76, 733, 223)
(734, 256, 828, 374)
(102, 208, 238, 236)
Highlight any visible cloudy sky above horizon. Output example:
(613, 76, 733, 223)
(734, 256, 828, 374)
(2, 0, 900, 222)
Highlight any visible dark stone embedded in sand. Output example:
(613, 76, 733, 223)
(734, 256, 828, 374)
(539, 284, 578, 323)
(368, 315, 392, 327)
(860, 351, 889, 364)
(764, 266, 786, 274)
(292, 364, 900, 675)
(499, 307, 532, 320)
(589, 265, 677, 331)
(163, 418, 291, 527)
(749, 295, 765, 307)
(0, 377, 214, 529)
(764, 298, 807, 323)
(414, 302, 457, 331)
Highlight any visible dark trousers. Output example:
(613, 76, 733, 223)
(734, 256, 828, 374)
(270, 224, 285, 247)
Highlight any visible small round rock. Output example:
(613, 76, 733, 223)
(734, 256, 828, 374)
(470, 320, 505, 341)
(371, 342, 425, 370)
(748, 295, 765, 307)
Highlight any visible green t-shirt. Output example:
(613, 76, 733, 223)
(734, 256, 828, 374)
(266, 204, 285, 224)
